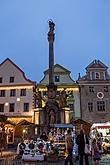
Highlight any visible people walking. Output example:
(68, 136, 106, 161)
(64, 129, 74, 165)
(76, 129, 89, 165)
(91, 139, 101, 165)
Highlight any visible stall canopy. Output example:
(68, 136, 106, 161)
(73, 119, 92, 126)
(91, 123, 110, 129)
(16, 120, 34, 126)
(53, 123, 74, 128)
(5, 120, 16, 126)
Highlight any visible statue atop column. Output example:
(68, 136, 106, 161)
(45, 20, 60, 129)
(48, 20, 55, 43)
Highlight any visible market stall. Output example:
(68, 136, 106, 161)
(17, 139, 60, 162)
(49, 123, 75, 158)
(91, 123, 110, 137)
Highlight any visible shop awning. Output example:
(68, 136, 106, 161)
(96, 126, 110, 129)
(53, 123, 74, 128)
(91, 123, 110, 129)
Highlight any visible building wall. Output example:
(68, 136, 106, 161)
(41, 74, 75, 85)
(81, 84, 110, 123)
(0, 59, 31, 85)
(0, 87, 34, 117)
(74, 91, 81, 118)
(78, 59, 110, 124)
(0, 58, 35, 123)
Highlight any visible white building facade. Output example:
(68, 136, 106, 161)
(0, 58, 35, 143)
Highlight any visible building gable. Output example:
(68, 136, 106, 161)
(78, 59, 110, 82)
(40, 63, 75, 85)
(0, 58, 35, 86)
(44, 64, 70, 74)
(86, 59, 108, 70)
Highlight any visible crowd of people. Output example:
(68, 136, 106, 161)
(64, 128, 102, 165)
(17, 127, 105, 165)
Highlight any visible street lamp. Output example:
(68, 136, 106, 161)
(23, 129, 26, 139)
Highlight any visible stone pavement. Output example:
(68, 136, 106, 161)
(100, 154, 110, 165)
(0, 150, 110, 165)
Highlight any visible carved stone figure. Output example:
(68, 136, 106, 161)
(36, 90, 42, 108)
(49, 109, 55, 124)
(49, 20, 55, 33)
(59, 89, 67, 107)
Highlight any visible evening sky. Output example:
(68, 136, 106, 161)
(0, 0, 110, 82)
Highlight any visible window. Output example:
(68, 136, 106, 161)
(0, 104, 4, 112)
(24, 103, 29, 112)
(54, 75, 60, 82)
(0, 90, 5, 97)
(9, 103, 15, 112)
(20, 89, 26, 96)
(104, 86, 108, 92)
(95, 72, 100, 79)
(10, 77, 14, 83)
(89, 86, 94, 92)
(68, 104, 74, 109)
(43, 91, 47, 96)
(0, 77, 2, 83)
(88, 102, 93, 112)
(97, 101, 105, 111)
(10, 89, 16, 97)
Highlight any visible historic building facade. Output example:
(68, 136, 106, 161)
(0, 58, 35, 143)
(77, 59, 110, 124)
(35, 64, 81, 126)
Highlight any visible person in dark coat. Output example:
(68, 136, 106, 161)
(76, 129, 89, 165)
(40, 132, 48, 142)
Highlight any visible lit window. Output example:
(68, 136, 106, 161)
(20, 89, 26, 96)
(54, 76, 60, 82)
(9, 103, 15, 112)
(10, 89, 16, 97)
(88, 102, 93, 112)
(0, 90, 5, 97)
(10, 77, 14, 83)
(97, 101, 105, 111)
(0, 104, 4, 112)
(43, 91, 47, 96)
(24, 103, 29, 112)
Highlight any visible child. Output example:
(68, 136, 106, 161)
(92, 139, 101, 165)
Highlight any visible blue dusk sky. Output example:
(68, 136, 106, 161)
(0, 0, 110, 83)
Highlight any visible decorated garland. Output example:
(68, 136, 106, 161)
(28, 143, 35, 149)
(19, 143, 26, 150)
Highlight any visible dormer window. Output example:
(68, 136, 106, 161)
(54, 75, 60, 82)
(95, 72, 100, 79)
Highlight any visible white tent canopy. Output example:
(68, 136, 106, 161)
(91, 123, 110, 129)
